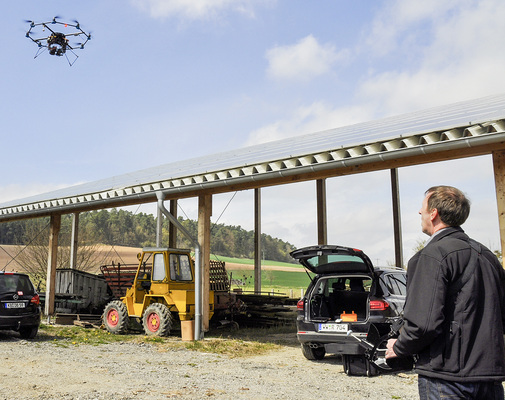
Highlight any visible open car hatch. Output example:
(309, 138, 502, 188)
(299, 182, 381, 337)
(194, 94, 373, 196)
(290, 245, 374, 275)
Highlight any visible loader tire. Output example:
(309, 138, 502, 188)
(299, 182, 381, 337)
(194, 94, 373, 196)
(103, 300, 129, 334)
(142, 303, 173, 337)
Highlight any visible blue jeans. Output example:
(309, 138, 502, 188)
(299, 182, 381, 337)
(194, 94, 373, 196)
(418, 375, 504, 400)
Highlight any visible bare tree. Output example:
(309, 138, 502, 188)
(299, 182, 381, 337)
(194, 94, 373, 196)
(14, 216, 110, 285)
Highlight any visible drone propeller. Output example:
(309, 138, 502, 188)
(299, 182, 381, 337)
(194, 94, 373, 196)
(52, 15, 62, 23)
(24, 20, 36, 30)
(71, 19, 80, 29)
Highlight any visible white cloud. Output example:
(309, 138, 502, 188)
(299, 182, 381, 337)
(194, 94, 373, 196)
(245, 102, 374, 145)
(365, 0, 465, 57)
(250, 0, 505, 145)
(130, 0, 273, 20)
(265, 35, 348, 82)
(358, 0, 505, 114)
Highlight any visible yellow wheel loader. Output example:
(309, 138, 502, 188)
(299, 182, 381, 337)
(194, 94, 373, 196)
(102, 247, 214, 336)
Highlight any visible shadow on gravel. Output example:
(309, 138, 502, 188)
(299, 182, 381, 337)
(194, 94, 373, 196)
(0, 329, 67, 344)
(206, 323, 300, 348)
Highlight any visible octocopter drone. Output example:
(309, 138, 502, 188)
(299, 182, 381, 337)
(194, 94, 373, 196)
(25, 17, 91, 66)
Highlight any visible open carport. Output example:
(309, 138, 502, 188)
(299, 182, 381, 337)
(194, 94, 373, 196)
(2, 94, 505, 339)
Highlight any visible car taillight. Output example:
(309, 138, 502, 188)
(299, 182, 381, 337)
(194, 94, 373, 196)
(30, 294, 40, 306)
(370, 300, 389, 310)
(297, 299, 305, 310)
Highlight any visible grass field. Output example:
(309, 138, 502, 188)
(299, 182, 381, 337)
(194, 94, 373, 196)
(210, 254, 302, 269)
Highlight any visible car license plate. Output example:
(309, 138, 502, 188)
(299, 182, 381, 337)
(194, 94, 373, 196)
(318, 323, 348, 333)
(5, 302, 26, 309)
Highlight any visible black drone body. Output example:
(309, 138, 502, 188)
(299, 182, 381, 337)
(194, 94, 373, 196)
(25, 17, 91, 66)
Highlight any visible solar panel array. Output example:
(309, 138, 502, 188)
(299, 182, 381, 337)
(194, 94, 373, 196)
(2, 94, 505, 221)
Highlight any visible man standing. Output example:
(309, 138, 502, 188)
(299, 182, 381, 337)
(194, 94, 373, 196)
(386, 186, 505, 399)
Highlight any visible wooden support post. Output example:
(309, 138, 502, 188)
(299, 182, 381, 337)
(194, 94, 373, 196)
(316, 179, 327, 245)
(45, 214, 61, 320)
(493, 150, 505, 265)
(254, 188, 262, 294)
(391, 168, 403, 268)
(169, 199, 178, 248)
(198, 194, 212, 331)
(70, 213, 79, 269)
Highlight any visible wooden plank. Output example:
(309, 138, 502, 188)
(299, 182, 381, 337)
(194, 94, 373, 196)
(169, 199, 178, 248)
(198, 194, 212, 331)
(45, 214, 61, 318)
(316, 179, 327, 245)
(70, 213, 79, 269)
(391, 169, 403, 268)
(493, 149, 505, 265)
(254, 188, 262, 294)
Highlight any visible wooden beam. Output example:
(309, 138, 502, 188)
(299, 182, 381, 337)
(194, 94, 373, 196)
(169, 199, 178, 248)
(45, 214, 61, 319)
(316, 179, 327, 245)
(493, 149, 505, 265)
(198, 194, 212, 331)
(4, 142, 505, 224)
(69, 213, 79, 269)
(158, 142, 505, 201)
(254, 188, 262, 294)
(390, 169, 403, 268)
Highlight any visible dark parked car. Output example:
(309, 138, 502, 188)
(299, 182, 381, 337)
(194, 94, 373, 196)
(291, 245, 406, 376)
(0, 272, 41, 339)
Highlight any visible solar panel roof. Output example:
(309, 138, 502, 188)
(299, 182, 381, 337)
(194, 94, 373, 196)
(2, 93, 505, 220)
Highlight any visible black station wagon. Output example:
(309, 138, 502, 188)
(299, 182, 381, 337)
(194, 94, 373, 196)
(0, 272, 41, 339)
(291, 245, 406, 376)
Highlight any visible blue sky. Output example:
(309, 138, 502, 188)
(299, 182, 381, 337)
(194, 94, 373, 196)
(1, 0, 505, 265)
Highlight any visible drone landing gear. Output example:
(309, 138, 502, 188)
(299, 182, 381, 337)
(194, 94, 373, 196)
(63, 48, 79, 67)
(33, 46, 79, 66)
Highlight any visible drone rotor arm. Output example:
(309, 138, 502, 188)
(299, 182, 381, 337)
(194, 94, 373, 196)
(63, 32, 83, 37)
(40, 23, 56, 35)
(28, 36, 49, 47)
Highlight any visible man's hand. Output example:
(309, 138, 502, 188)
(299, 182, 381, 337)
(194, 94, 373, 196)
(386, 338, 398, 359)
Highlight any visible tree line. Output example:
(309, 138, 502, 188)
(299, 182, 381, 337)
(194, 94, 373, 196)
(0, 208, 297, 263)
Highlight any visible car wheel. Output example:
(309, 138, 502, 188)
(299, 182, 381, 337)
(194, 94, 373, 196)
(301, 343, 326, 360)
(142, 303, 173, 337)
(103, 300, 129, 334)
(19, 326, 38, 339)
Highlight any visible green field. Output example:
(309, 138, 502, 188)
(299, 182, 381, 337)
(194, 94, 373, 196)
(226, 268, 314, 297)
(208, 254, 313, 297)
(210, 254, 302, 269)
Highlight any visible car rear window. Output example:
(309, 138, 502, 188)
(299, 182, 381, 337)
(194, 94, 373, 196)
(304, 254, 366, 269)
(0, 274, 35, 295)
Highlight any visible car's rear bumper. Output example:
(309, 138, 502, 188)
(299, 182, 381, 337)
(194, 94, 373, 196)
(0, 312, 41, 330)
(297, 330, 367, 355)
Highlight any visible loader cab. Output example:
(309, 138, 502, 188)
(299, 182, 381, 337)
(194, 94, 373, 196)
(136, 248, 194, 285)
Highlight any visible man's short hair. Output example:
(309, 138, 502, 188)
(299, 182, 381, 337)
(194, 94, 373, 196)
(426, 186, 471, 227)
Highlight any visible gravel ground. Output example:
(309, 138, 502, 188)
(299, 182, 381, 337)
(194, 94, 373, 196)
(0, 329, 420, 400)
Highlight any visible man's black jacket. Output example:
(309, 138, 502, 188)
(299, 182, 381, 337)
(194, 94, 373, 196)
(394, 227, 505, 382)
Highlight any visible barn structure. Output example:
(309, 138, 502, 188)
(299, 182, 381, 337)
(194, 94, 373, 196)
(2, 93, 505, 340)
